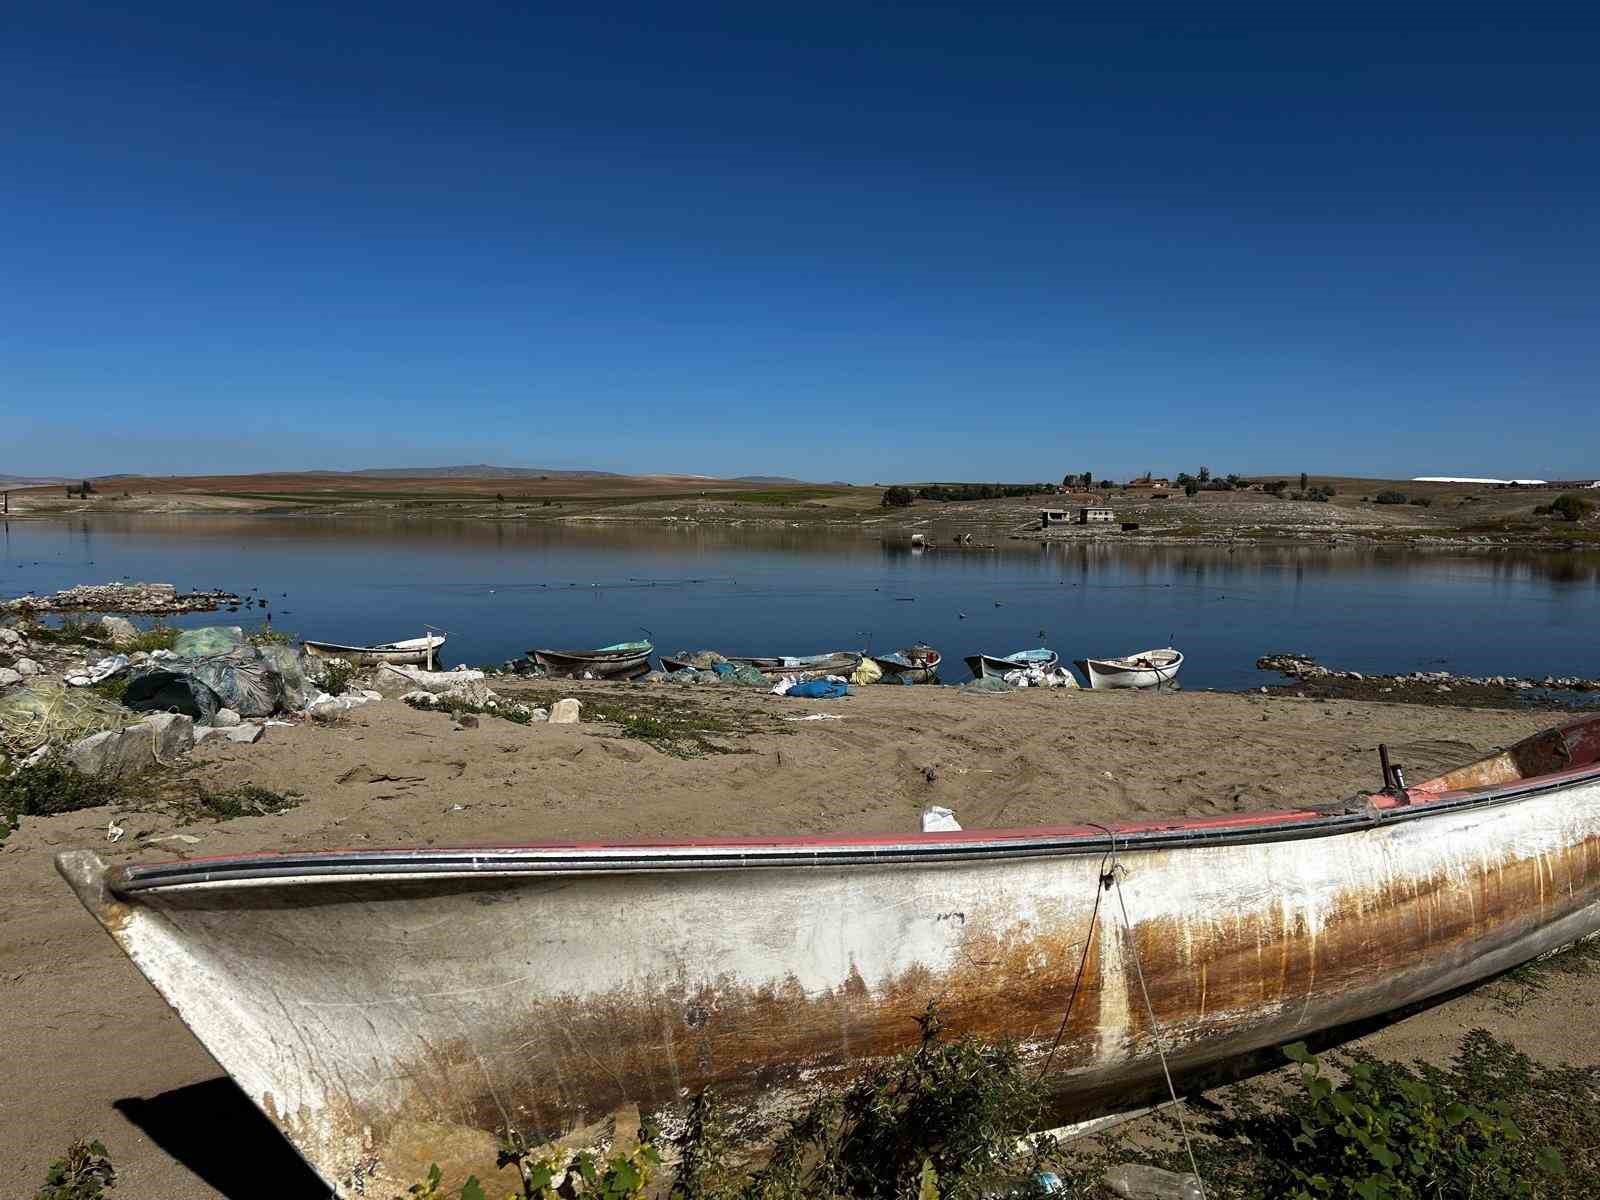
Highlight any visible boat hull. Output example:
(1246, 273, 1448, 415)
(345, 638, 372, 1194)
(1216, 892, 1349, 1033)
(1074, 649, 1183, 690)
(869, 647, 942, 684)
(57, 721, 1600, 1197)
(530, 648, 653, 680)
(964, 651, 1059, 679)
(303, 636, 445, 667)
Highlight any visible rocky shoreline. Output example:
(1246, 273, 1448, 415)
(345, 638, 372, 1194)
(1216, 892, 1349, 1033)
(1257, 652, 1600, 710)
(2, 582, 240, 614)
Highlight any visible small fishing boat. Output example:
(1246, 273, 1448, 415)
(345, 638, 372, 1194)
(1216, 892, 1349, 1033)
(529, 641, 653, 680)
(963, 647, 1059, 680)
(660, 651, 862, 679)
(868, 644, 943, 684)
(1074, 647, 1183, 690)
(302, 634, 446, 667)
(57, 715, 1600, 1196)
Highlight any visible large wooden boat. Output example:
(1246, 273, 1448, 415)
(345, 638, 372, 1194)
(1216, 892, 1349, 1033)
(58, 715, 1600, 1197)
(529, 641, 653, 679)
(302, 634, 446, 667)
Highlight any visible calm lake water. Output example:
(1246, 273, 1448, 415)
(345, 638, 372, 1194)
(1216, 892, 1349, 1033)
(4, 516, 1599, 690)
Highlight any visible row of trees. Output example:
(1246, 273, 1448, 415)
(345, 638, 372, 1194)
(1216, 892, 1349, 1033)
(881, 469, 1328, 507)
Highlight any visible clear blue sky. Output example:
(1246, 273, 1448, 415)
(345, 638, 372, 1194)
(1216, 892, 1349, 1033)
(3, 3, 1597, 482)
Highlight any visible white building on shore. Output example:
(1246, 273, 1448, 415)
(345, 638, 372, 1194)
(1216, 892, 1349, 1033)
(1411, 476, 1548, 486)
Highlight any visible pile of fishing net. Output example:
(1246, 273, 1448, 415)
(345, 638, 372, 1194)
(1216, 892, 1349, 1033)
(0, 680, 135, 762)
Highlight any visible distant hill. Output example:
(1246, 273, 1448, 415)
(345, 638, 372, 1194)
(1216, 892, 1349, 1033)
(0, 475, 70, 486)
(728, 475, 808, 486)
(336, 465, 623, 480)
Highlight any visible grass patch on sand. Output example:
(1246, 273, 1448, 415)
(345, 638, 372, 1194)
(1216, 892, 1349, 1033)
(1, 759, 124, 841)
(192, 784, 302, 820)
(504, 686, 782, 757)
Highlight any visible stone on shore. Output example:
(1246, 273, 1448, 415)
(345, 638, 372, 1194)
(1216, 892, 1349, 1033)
(211, 708, 242, 727)
(0, 667, 21, 688)
(142, 712, 196, 761)
(14, 657, 41, 677)
(66, 715, 194, 778)
(549, 698, 582, 725)
(370, 664, 488, 704)
(100, 616, 139, 646)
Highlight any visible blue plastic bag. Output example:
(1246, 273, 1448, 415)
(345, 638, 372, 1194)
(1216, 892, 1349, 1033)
(787, 678, 849, 699)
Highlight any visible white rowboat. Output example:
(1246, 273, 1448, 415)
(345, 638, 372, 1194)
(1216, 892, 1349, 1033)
(302, 634, 446, 667)
(1073, 647, 1183, 689)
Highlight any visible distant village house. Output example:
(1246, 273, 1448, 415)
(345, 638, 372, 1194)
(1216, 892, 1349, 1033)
(1077, 506, 1115, 524)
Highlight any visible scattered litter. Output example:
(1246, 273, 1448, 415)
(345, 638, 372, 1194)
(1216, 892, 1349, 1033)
(144, 833, 203, 845)
(64, 654, 130, 688)
(783, 713, 845, 721)
(921, 806, 962, 832)
(106, 819, 125, 843)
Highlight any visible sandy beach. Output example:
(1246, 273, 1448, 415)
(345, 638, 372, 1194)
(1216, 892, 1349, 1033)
(2, 681, 1589, 1197)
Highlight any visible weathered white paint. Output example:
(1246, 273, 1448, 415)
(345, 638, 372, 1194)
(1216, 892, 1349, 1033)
(57, 772, 1600, 1196)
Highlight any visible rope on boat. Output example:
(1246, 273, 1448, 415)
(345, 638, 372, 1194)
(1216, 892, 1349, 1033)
(1039, 825, 1209, 1199)
(1110, 858, 1208, 1200)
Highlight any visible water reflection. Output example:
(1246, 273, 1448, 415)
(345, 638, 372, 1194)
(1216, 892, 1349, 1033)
(3, 516, 1597, 689)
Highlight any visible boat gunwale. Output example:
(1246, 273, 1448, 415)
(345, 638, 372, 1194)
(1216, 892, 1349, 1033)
(303, 635, 445, 655)
(103, 756, 1600, 895)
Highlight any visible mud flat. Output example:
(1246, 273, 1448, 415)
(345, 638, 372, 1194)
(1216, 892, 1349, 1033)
(0, 682, 1581, 1198)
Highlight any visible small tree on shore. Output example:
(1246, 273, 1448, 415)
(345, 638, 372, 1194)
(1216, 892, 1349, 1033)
(880, 486, 913, 508)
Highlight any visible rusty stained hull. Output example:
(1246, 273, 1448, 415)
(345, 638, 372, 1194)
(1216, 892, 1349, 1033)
(58, 772, 1600, 1196)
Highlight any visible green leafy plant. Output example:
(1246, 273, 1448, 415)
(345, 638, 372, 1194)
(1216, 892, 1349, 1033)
(315, 656, 358, 696)
(126, 624, 179, 653)
(405, 1163, 486, 1199)
(881, 486, 914, 508)
(36, 1137, 116, 1200)
(406, 1124, 662, 1199)
(1376, 490, 1410, 505)
(1534, 494, 1594, 522)
(1276, 1038, 1557, 1198)
(672, 1005, 1051, 1200)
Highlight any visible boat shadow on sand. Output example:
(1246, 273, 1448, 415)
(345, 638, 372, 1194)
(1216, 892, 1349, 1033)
(115, 1077, 326, 1197)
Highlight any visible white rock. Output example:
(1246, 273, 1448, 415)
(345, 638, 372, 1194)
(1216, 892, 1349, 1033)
(67, 727, 155, 779)
(0, 667, 21, 687)
(142, 712, 195, 761)
(224, 723, 264, 744)
(401, 689, 440, 708)
(370, 664, 488, 703)
(528, 707, 549, 722)
(361, 689, 383, 701)
(212, 707, 242, 727)
(14, 657, 41, 676)
(100, 616, 139, 646)
(549, 698, 582, 725)
(0, 627, 21, 646)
